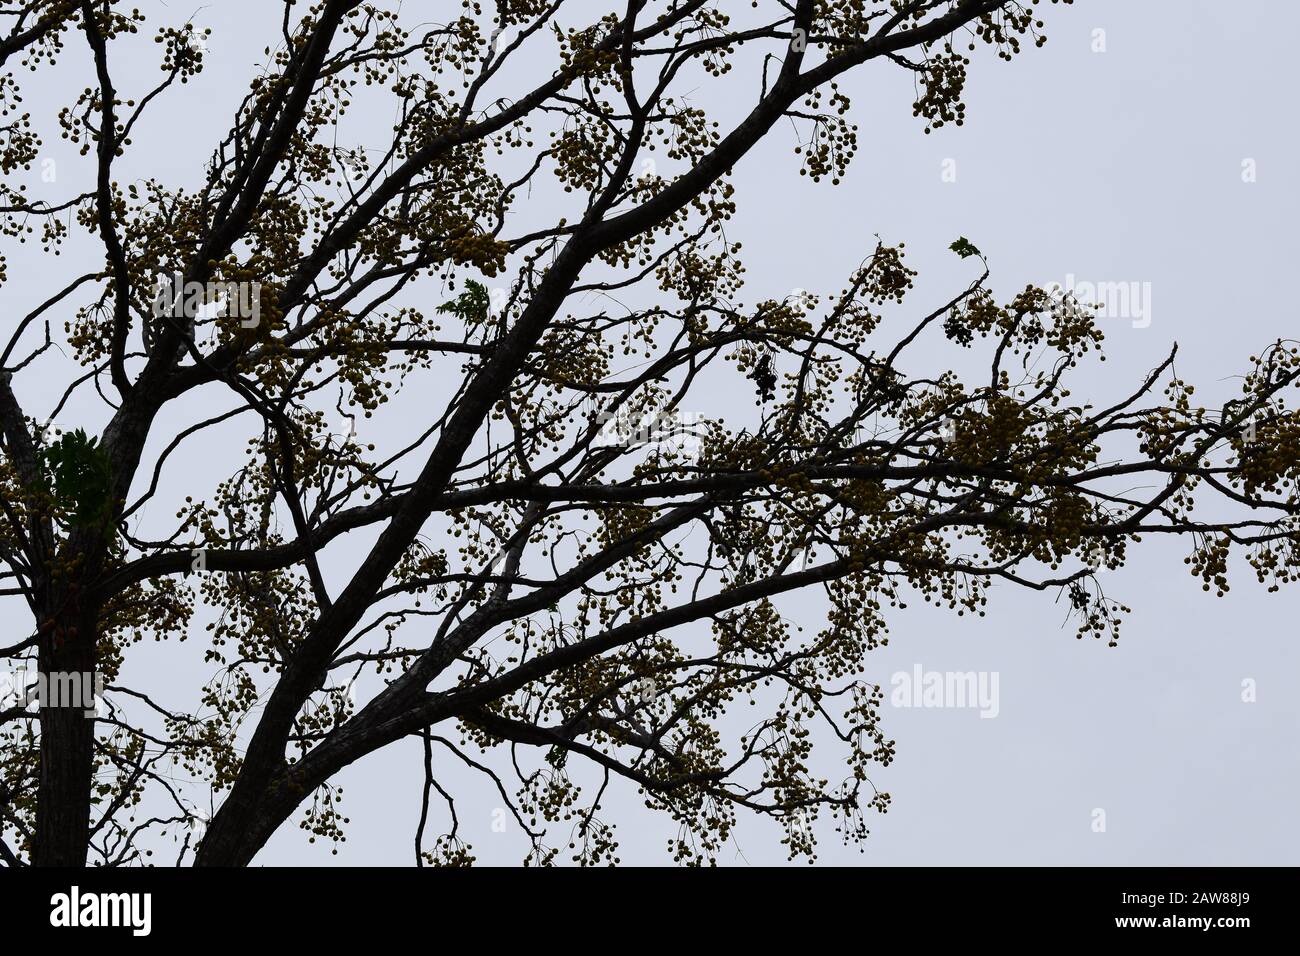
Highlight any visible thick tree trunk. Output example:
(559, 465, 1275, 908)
(193, 787, 297, 867)
(32, 604, 97, 867)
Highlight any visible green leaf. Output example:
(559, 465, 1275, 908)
(436, 280, 491, 326)
(949, 237, 982, 259)
(41, 429, 113, 527)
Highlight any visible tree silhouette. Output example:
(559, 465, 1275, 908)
(1, 0, 1296, 867)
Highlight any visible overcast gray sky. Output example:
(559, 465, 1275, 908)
(6, 0, 1298, 866)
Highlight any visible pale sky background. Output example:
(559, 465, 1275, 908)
(4, 0, 1298, 865)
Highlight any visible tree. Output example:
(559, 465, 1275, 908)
(0, 0, 1295, 868)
